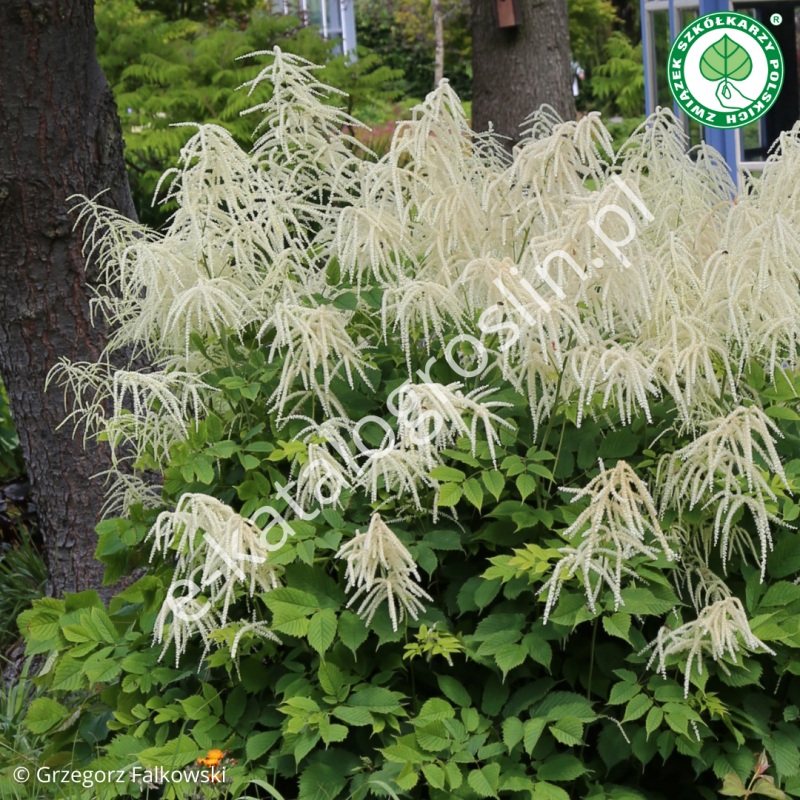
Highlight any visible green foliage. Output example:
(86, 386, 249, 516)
(355, 0, 471, 102)
(0, 526, 46, 652)
(0, 660, 50, 798)
(19, 349, 800, 798)
(568, 0, 645, 116)
(0, 379, 22, 480)
(590, 31, 645, 117)
(567, 0, 619, 72)
(721, 751, 787, 798)
(403, 623, 465, 666)
(134, 0, 260, 23)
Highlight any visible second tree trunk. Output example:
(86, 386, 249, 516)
(470, 0, 576, 150)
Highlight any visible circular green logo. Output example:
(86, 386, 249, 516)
(667, 12, 784, 130)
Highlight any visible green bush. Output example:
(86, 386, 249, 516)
(0, 525, 46, 653)
(355, 0, 472, 102)
(591, 32, 645, 118)
(13, 50, 800, 800)
(0, 659, 49, 798)
(0, 380, 23, 481)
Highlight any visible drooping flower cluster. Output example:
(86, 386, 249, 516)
(149, 494, 283, 663)
(335, 513, 433, 631)
(541, 460, 676, 621)
(659, 406, 791, 578)
(640, 596, 775, 698)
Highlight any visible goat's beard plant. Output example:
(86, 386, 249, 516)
(20, 47, 800, 800)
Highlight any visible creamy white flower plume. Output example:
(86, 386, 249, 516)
(149, 494, 283, 663)
(659, 406, 790, 578)
(335, 513, 432, 631)
(541, 460, 675, 621)
(640, 597, 774, 698)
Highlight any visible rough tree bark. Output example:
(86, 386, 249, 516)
(0, 0, 136, 597)
(431, 0, 445, 89)
(470, 0, 576, 150)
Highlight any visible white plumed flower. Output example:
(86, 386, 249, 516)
(659, 406, 790, 578)
(336, 513, 433, 631)
(541, 460, 675, 621)
(640, 596, 775, 698)
(354, 441, 441, 517)
(149, 494, 283, 647)
(261, 301, 375, 420)
(396, 382, 515, 468)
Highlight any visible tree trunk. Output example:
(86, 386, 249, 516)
(470, 0, 576, 150)
(432, 0, 445, 89)
(0, 0, 136, 598)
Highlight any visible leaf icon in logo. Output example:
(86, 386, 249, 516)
(699, 34, 753, 82)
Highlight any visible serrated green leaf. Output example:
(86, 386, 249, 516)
(719, 772, 749, 797)
(463, 478, 484, 510)
(138, 736, 202, 769)
(422, 763, 445, 790)
(603, 612, 632, 643)
(761, 582, 800, 607)
(608, 682, 641, 705)
(436, 674, 472, 707)
(332, 706, 372, 726)
(416, 720, 450, 751)
(526, 463, 554, 480)
(623, 694, 653, 723)
(84, 657, 122, 684)
(468, 765, 499, 798)
(307, 609, 337, 655)
(381, 744, 425, 764)
(495, 643, 527, 679)
(475, 577, 502, 610)
(549, 716, 583, 746)
(337, 611, 369, 657)
(179, 695, 210, 721)
(750, 777, 788, 798)
(332, 291, 358, 310)
(319, 717, 348, 745)
(246, 730, 281, 762)
(348, 687, 405, 714)
(482, 470, 504, 501)
(537, 753, 586, 782)
(523, 633, 552, 669)
(25, 698, 68, 734)
(532, 782, 571, 800)
(524, 718, 546, 754)
(414, 698, 455, 727)
(430, 466, 466, 483)
(193, 455, 215, 484)
(502, 717, 524, 751)
(437, 482, 463, 507)
(445, 762, 463, 790)
(766, 406, 800, 421)
(318, 663, 347, 701)
(52, 659, 85, 692)
(516, 473, 536, 500)
(298, 753, 356, 800)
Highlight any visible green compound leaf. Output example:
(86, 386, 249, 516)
(700, 34, 752, 82)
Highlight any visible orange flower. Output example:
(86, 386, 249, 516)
(197, 749, 225, 767)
